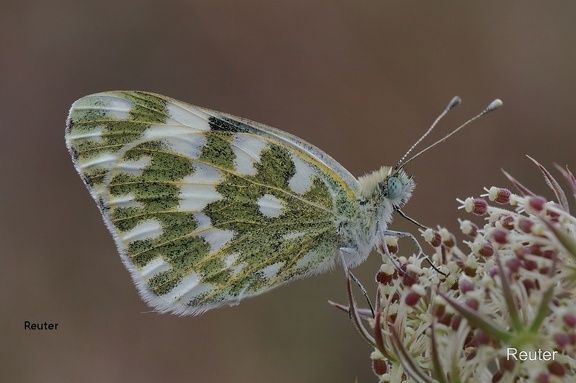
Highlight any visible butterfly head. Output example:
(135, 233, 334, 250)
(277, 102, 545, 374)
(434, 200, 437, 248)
(358, 165, 415, 211)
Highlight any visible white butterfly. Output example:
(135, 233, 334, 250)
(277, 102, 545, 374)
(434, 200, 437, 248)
(65, 91, 500, 315)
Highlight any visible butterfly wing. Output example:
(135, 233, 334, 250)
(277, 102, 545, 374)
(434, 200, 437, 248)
(66, 91, 361, 315)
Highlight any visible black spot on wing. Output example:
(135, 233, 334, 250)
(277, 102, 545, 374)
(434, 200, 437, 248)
(81, 173, 93, 188)
(68, 146, 79, 162)
(209, 116, 251, 133)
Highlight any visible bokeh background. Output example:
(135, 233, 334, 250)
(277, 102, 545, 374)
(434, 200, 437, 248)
(2, 2, 576, 382)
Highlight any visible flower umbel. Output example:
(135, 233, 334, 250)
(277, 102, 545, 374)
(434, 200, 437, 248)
(333, 160, 576, 382)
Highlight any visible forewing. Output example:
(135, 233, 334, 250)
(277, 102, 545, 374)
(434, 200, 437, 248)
(66, 91, 358, 315)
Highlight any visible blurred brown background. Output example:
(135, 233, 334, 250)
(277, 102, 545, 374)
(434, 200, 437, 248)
(2, 1, 576, 382)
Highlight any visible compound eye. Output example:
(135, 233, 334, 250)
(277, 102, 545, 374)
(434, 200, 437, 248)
(387, 176, 403, 199)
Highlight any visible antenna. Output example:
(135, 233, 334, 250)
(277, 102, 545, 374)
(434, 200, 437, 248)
(395, 96, 461, 169)
(395, 97, 502, 169)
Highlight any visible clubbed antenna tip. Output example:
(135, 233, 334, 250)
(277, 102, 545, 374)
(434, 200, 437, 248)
(448, 96, 462, 110)
(486, 99, 503, 113)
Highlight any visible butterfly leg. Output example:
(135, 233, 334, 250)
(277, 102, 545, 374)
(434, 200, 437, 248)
(339, 248, 375, 317)
(378, 227, 445, 275)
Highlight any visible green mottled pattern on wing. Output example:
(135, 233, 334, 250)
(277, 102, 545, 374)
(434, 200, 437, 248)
(66, 91, 358, 313)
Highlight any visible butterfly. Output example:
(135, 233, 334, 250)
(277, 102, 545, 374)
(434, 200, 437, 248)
(65, 91, 501, 315)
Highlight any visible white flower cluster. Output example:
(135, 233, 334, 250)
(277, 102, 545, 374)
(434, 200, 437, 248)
(343, 162, 576, 382)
